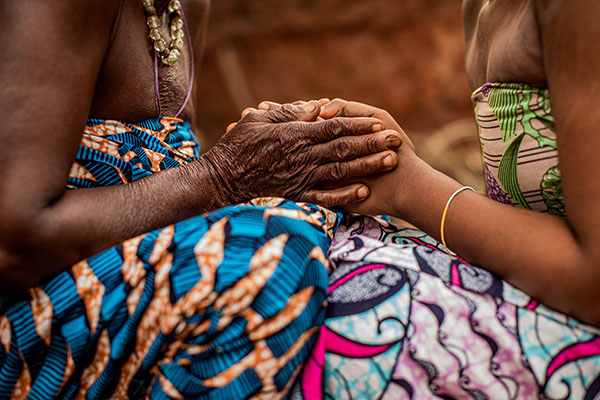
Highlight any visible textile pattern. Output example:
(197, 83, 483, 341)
(290, 83, 598, 399)
(292, 215, 600, 399)
(474, 83, 564, 216)
(0, 118, 339, 399)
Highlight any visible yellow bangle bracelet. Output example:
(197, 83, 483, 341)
(440, 186, 475, 256)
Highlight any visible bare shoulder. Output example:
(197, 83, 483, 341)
(536, 0, 600, 43)
(535, 0, 600, 90)
(535, 0, 600, 23)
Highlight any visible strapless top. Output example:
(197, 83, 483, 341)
(472, 83, 565, 217)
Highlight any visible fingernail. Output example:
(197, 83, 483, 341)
(302, 101, 318, 112)
(385, 135, 402, 148)
(384, 153, 395, 167)
(258, 103, 269, 110)
(358, 186, 369, 199)
(372, 123, 384, 132)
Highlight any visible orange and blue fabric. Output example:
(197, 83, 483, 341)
(0, 117, 339, 399)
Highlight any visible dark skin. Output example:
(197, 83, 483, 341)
(260, 0, 600, 326)
(0, 0, 403, 289)
(336, 0, 600, 326)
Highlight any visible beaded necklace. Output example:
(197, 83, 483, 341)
(142, 0, 185, 66)
(142, 0, 194, 117)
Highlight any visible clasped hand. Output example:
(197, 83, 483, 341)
(202, 100, 405, 208)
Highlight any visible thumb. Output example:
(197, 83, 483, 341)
(262, 101, 321, 123)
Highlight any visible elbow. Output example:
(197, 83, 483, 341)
(0, 259, 26, 291)
(0, 215, 62, 290)
(577, 292, 600, 328)
(533, 242, 600, 328)
(563, 250, 600, 328)
(0, 243, 37, 290)
(586, 309, 600, 329)
(0, 234, 44, 290)
(579, 247, 600, 327)
(578, 266, 600, 328)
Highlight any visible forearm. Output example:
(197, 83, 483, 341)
(395, 154, 598, 324)
(0, 157, 225, 288)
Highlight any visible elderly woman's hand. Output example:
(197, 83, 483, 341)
(317, 98, 419, 216)
(319, 98, 415, 152)
(201, 101, 403, 208)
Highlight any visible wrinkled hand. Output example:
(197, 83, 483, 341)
(226, 98, 330, 133)
(319, 98, 415, 151)
(202, 101, 404, 208)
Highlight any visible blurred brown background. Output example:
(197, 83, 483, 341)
(195, 0, 485, 191)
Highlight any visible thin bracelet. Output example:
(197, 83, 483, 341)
(440, 186, 476, 255)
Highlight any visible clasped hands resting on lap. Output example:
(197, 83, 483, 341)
(230, 97, 422, 216)
(205, 99, 404, 208)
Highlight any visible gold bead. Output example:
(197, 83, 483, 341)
(161, 54, 175, 65)
(149, 28, 162, 41)
(171, 29, 184, 40)
(154, 38, 167, 52)
(172, 38, 184, 50)
(171, 17, 184, 31)
(167, 0, 181, 13)
(147, 15, 160, 29)
(162, 48, 180, 65)
(144, 0, 184, 66)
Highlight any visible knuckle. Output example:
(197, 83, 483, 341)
(299, 191, 312, 203)
(359, 158, 378, 175)
(241, 110, 262, 123)
(280, 103, 297, 113)
(366, 135, 382, 153)
(330, 162, 348, 181)
(316, 196, 331, 207)
(267, 104, 297, 122)
(333, 139, 352, 160)
(341, 192, 355, 205)
(293, 121, 313, 139)
(321, 194, 338, 208)
(326, 118, 345, 138)
(310, 191, 325, 205)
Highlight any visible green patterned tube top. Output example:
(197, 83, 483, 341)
(472, 83, 565, 217)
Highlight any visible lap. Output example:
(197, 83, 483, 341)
(0, 198, 337, 399)
(294, 214, 600, 400)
